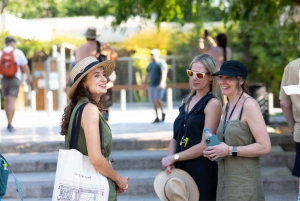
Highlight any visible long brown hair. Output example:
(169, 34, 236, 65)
(60, 76, 106, 136)
(236, 76, 249, 94)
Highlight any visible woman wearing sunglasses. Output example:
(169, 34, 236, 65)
(161, 54, 223, 200)
(203, 60, 271, 201)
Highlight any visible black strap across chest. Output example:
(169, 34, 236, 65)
(69, 103, 104, 152)
(222, 92, 244, 142)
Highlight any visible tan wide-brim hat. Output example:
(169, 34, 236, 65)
(68, 56, 115, 99)
(154, 169, 199, 201)
(83, 27, 100, 39)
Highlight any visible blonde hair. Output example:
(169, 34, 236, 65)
(184, 54, 224, 105)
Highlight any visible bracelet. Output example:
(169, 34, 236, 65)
(227, 146, 230, 156)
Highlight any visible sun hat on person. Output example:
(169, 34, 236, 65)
(150, 49, 160, 56)
(153, 169, 199, 201)
(68, 56, 115, 99)
(212, 60, 248, 80)
(83, 27, 100, 39)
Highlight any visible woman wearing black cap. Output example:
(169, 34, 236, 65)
(60, 56, 129, 201)
(203, 60, 271, 201)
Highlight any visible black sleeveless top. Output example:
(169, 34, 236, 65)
(173, 93, 218, 201)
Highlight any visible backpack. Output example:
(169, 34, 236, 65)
(0, 49, 18, 78)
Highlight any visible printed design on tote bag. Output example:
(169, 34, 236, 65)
(56, 180, 105, 201)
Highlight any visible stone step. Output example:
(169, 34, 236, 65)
(0, 137, 171, 154)
(4, 191, 299, 201)
(3, 169, 159, 199)
(0, 133, 294, 154)
(262, 166, 298, 191)
(2, 149, 168, 173)
(3, 167, 298, 199)
(3, 195, 161, 201)
(4, 146, 293, 173)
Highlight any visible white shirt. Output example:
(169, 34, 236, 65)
(0, 46, 28, 80)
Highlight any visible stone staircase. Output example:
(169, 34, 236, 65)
(1, 133, 299, 201)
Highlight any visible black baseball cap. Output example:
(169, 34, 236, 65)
(5, 36, 15, 44)
(212, 60, 248, 80)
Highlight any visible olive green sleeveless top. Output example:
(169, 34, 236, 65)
(216, 98, 265, 201)
(65, 98, 117, 201)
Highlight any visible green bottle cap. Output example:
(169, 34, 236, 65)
(3, 163, 7, 168)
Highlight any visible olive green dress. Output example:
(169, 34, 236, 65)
(216, 101, 265, 201)
(65, 98, 117, 201)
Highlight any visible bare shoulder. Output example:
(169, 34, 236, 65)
(207, 97, 222, 108)
(83, 103, 99, 116)
(243, 97, 259, 108)
(242, 97, 261, 115)
(205, 97, 222, 113)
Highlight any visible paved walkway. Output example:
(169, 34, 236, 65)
(0, 102, 178, 143)
(0, 101, 281, 143)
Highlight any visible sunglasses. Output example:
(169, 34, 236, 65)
(186, 69, 210, 80)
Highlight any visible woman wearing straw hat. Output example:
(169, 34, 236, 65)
(161, 54, 223, 201)
(203, 60, 271, 201)
(60, 56, 129, 201)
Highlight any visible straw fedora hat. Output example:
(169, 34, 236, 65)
(83, 27, 100, 39)
(68, 56, 115, 99)
(154, 169, 199, 201)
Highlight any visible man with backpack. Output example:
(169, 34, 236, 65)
(75, 27, 118, 121)
(0, 36, 31, 132)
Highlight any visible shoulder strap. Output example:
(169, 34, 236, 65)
(0, 153, 23, 200)
(69, 103, 104, 153)
(96, 41, 101, 54)
(238, 97, 253, 120)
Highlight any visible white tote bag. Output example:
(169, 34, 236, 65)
(52, 149, 109, 201)
(53, 103, 109, 201)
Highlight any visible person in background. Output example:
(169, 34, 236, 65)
(75, 27, 118, 122)
(203, 60, 271, 201)
(199, 30, 232, 68)
(142, 49, 168, 123)
(0, 36, 31, 132)
(60, 56, 129, 201)
(161, 54, 223, 201)
(279, 59, 300, 201)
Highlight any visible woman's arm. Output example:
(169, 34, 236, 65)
(204, 98, 271, 160)
(81, 103, 128, 190)
(162, 98, 222, 168)
(235, 98, 271, 157)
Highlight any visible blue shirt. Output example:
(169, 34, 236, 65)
(146, 59, 168, 87)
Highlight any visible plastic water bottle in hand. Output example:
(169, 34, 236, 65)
(204, 128, 223, 162)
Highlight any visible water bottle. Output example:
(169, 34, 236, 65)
(204, 128, 223, 162)
(204, 128, 212, 139)
(3, 163, 8, 170)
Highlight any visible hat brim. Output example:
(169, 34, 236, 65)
(68, 60, 115, 99)
(212, 70, 239, 77)
(154, 169, 199, 201)
(83, 33, 100, 39)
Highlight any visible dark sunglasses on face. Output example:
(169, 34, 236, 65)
(186, 69, 210, 80)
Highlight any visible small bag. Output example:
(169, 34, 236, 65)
(52, 103, 109, 201)
(0, 153, 23, 201)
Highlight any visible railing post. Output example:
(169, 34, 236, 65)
(128, 59, 133, 102)
(171, 57, 177, 100)
(120, 89, 126, 112)
(47, 91, 53, 117)
(167, 88, 173, 111)
(31, 90, 36, 112)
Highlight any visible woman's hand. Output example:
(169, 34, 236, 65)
(161, 155, 176, 170)
(203, 142, 228, 161)
(116, 176, 130, 193)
